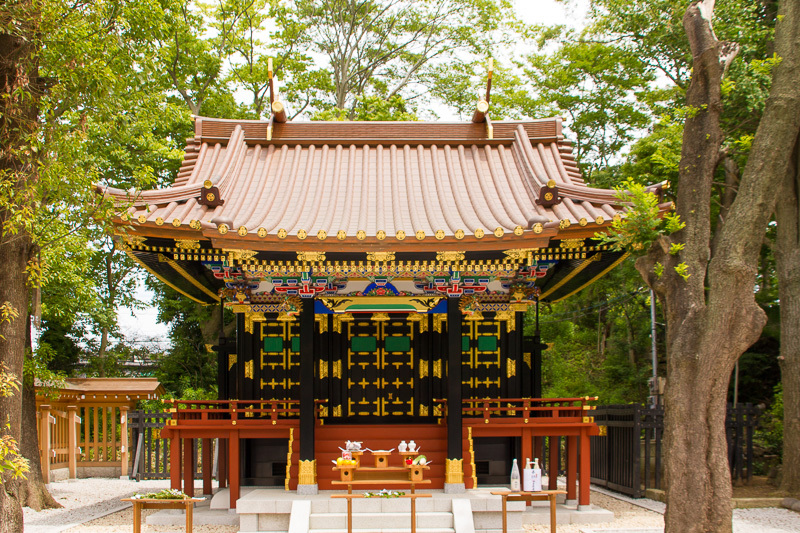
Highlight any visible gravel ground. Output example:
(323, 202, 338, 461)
(25, 478, 799, 533)
(23, 478, 219, 533)
(61, 507, 238, 533)
(523, 492, 665, 533)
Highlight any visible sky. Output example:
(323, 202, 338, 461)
(115, 0, 589, 350)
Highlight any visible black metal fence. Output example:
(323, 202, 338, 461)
(590, 403, 759, 498)
(128, 410, 213, 480)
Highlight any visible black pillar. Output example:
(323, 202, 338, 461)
(447, 298, 462, 459)
(299, 299, 315, 461)
(235, 312, 251, 400)
(531, 298, 545, 399)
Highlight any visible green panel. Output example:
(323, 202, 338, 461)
(263, 336, 283, 353)
(462, 336, 470, 352)
(347, 304, 417, 311)
(291, 336, 300, 353)
(351, 336, 377, 353)
(385, 336, 411, 353)
(477, 335, 498, 352)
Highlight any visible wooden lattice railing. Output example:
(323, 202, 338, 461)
(165, 399, 328, 426)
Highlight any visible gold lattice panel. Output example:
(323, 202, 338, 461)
(259, 320, 300, 399)
(346, 319, 415, 417)
(462, 320, 502, 396)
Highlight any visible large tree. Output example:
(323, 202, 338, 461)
(632, 1, 800, 532)
(775, 128, 800, 492)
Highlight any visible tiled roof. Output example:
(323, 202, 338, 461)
(103, 117, 666, 250)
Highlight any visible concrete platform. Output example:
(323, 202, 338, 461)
(149, 483, 614, 532)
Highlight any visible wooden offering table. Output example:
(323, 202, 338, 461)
(121, 497, 204, 533)
(331, 493, 432, 533)
(332, 449, 430, 493)
(491, 490, 567, 533)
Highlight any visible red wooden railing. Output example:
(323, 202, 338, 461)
(462, 397, 598, 424)
(164, 399, 328, 426)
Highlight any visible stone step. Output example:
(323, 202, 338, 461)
(308, 529, 455, 533)
(314, 497, 451, 514)
(309, 511, 454, 530)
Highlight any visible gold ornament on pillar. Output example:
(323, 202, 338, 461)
(298, 459, 317, 485)
(445, 458, 464, 484)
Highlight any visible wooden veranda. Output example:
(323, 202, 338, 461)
(162, 396, 599, 509)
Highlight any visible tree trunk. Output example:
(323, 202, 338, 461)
(776, 132, 800, 494)
(635, 1, 800, 532)
(97, 326, 109, 377)
(18, 380, 60, 511)
(0, 12, 40, 529)
(0, 236, 33, 532)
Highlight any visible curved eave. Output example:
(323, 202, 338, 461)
(124, 247, 223, 305)
(536, 250, 631, 303)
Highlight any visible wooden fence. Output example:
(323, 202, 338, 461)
(128, 410, 213, 481)
(590, 403, 760, 497)
(38, 404, 130, 482)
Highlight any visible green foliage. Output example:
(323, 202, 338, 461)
(0, 362, 29, 482)
(757, 385, 783, 457)
(132, 488, 188, 500)
(522, 29, 654, 175)
(312, 95, 417, 121)
(595, 179, 684, 253)
(150, 285, 220, 396)
(527, 263, 660, 404)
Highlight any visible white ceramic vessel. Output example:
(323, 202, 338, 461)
(408, 440, 417, 452)
(398, 440, 408, 452)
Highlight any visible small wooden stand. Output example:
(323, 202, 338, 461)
(121, 497, 204, 533)
(331, 493, 432, 533)
(372, 451, 392, 468)
(490, 490, 566, 533)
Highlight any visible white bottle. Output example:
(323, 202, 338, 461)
(408, 440, 417, 452)
(523, 458, 533, 491)
(532, 458, 542, 492)
(398, 440, 408, 453)
(510, 458, 521, 491)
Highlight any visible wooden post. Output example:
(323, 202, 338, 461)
(120, 406, 129, 479)
(202, 438, 212, 495)
(67, 406, 78, 479)
(219, 438, 228, 488)
(40, 404, 51, 484)
(579, 431, 591, 507)
(471, 100, 489, 123)
(229, 432, 240, 509)
(566, 436, 577, 501)
(548, 436, 558, 490)
(170, 432, 181, 491)
(183, 437, 195, 497)
(272, 100, 287, 123)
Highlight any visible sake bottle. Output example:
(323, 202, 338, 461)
(510, 458, 521, 491)
(532, 457, 542, 492)
(523, 458, 533, 491)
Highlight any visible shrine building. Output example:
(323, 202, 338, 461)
(102, 110, 667, 510)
